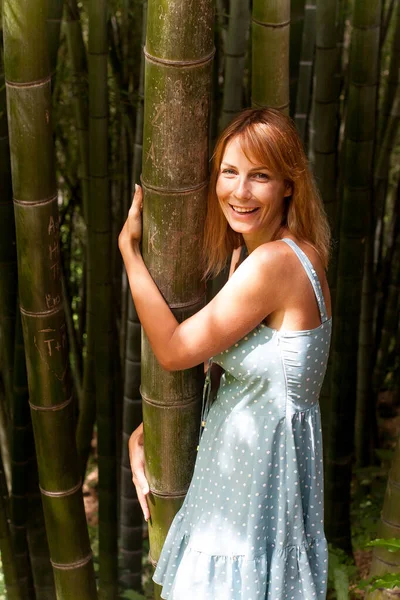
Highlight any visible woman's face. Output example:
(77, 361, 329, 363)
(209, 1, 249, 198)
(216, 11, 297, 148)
(216, 136, 291, 249)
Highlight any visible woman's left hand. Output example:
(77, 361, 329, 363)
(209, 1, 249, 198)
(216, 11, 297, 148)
(119, 184, 143, 252)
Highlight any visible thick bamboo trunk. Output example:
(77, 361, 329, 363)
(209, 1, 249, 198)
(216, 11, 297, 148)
(141, 1, 214, 594)
(219, 0, 250, 130)
(252, 0, 290, 112)
(325, 1, 382, 550)
(3, 1, 98, 597)
(1, 26, 45, 599)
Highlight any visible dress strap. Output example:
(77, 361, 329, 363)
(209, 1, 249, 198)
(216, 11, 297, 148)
(280, 238, 329, 323)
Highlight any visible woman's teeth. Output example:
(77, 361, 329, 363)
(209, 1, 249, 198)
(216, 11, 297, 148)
(231, 206, 258, 214)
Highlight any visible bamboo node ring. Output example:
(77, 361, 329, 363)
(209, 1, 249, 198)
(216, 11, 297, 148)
(13, 194, 58, 207)
(144, 46, 215, 68)
(29, 395, 72, 412)
(39, 479, 82, 498)
(141, 178, 208, 196)
(5, 75, 52, 88)
(20, 303, 64, 318)
(51, 552, 93, 570)
(252, 18, 290, 29)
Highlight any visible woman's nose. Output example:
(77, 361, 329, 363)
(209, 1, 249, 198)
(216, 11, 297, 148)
(233, 178, 251, 200)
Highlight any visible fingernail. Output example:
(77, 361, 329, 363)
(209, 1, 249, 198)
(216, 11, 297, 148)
(135, 183, 138, 192)
(145, 515, 149, 522)
(142, 486, 149, 494)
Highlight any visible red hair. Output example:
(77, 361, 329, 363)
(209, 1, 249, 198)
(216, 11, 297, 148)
(203, 108, 331, 277)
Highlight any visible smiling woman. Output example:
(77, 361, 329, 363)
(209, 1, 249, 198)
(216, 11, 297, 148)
(121, 107, 332, 599)
(204, 107, 330, 278)
(216, 137, 292, 253)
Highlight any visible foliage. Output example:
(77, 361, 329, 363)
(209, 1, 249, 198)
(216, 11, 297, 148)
(359, 539, 400, 592)
(367, 538, 400, 552)
(360, 572, 400, 593)
(351, 463, 389, 551)
(327, 545, 357, 600)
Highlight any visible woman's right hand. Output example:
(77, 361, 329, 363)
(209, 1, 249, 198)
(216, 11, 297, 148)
(128, 422, 150, 521)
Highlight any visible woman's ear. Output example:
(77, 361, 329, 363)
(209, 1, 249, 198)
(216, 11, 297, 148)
(284, 181, 293, 198)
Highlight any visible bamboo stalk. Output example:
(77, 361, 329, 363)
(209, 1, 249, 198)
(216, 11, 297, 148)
(0, 451, 21, 600)
(0, 30, 36, 599)
(294, 0, 316, 144)
(119, 1, 147, 592)
(310, 0, 341, 228)
(65, 0, 89, 223)
(47, 0, 64, 78)
(379, 0, 399, 133)
(252, 0, 290, 112)
(0, 25, 15, 426)
(142, 1, 214, 595)
(290, 0, 306, 115)
(120, 300, 143, 590)
(325, 0, 382, 550)
(88, 1, 118, 596)
(10, 313, 36, 599)
(374, 194, 400, 393)
(3, 0, 98, 595)
(219, 0, 250, 130)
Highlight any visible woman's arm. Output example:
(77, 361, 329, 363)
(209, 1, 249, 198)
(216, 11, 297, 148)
(119, 185, 288, 371)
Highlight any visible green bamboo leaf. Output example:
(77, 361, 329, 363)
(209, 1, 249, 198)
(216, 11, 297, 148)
(367, 538, 400, 552)
(362, 573, 400, 592)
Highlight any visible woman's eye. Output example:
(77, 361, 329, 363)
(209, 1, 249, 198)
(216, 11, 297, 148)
(254, 172, 269, 180)
(221, 169, 236, 175)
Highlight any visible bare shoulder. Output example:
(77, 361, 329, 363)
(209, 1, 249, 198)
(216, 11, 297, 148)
(249, 240, 298, 278)
(237, 241, 296, 302)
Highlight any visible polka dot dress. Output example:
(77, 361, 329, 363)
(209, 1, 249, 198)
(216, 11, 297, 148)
(153, 239, 332, 599)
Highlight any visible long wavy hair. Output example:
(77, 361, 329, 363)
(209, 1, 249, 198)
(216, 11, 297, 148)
(203, 108, 331, 277)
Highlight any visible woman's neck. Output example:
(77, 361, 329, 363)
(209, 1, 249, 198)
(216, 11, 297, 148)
(243, 224, 290, 254)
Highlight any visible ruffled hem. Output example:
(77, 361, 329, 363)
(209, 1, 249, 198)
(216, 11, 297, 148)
(153, 514, 328, 600)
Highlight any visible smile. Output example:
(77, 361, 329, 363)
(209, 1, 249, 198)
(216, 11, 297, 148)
(230, 205, 259, 214)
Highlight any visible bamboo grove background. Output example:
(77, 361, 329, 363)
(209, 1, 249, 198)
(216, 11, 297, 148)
(0, 0, 399, 598)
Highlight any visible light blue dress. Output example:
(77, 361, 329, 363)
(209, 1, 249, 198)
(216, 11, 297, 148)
(153, 239, 331, 599)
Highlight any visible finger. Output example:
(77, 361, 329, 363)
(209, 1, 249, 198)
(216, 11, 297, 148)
(131, 463, 149, 495)
(133, 481, 151, 521)
(132, 183, 143, 205)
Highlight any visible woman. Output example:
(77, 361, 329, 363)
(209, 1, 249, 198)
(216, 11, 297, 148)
(119, 108, 332, 599)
